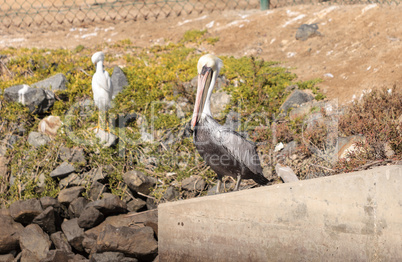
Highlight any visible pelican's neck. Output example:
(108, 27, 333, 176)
(201, 70, 218, 119)
(96, 60, 104, 73)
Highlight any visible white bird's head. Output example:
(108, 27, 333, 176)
(191, 54, 223, 129)
(91, 51, 105, 65)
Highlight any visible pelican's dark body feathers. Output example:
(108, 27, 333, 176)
(194, 115, 268, 186)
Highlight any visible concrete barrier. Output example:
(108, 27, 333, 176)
(158, 165, 402, 261)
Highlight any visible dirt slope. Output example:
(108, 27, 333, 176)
(0, 4, 401, 104)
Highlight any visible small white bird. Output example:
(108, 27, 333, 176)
(91, 51, 113, 130)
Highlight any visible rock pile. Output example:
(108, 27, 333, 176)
(0, 186, 159, 261)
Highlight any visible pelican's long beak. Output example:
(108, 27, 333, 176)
(191, 66, 213, 129)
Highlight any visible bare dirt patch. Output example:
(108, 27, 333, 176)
(0, 4, 401, 104)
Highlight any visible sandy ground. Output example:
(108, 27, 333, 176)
(0, 4, 401, 105)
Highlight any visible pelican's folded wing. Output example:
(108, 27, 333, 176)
(215, 128, 263, 175)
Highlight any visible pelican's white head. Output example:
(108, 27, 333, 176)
(91, 51, 105, 65)
(197, 54, 223, 76)
(191, 54, 223, 128)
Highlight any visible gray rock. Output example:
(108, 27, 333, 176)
(50, 231, 72, 252)
(70, 148, 86, 164)
(146, 198, 158, 210)
(95, 225, 158, 261)
(9, 198, 43, 225)
(32, 73, 67, 91)
(92, 167, 108, 182)
(275, 163, 299, 183)
(41, 250, 75, 262)
(78, 206, 104, 229)
(58, 186, 85, 205)
(6, 135, 19, 147)
(123, 170, 157, 195)
(111, 66, 129, 99)
(27, 131, 50, 147)
(59, 173, 88, 188)
(296, 23, 321, 41)
(40, 196, 60, 210)
(0, 254, 14, 261)
(210, 91, 231, 116)
(82, 234, 97, 254)
(61, 218, 85, 252)
(279, 89, 315, 117)
(88, 181, 108, 201)
(50, 161, 75, 178)
(86, 194, 127, 216)
(162, 186, 179, 201)
(84, 210, 158, 242)
(90, 252, 138, 262)
(0, 215, 24, 253)
(3, 85, 54, 114)
(94, 129, 118, 147)
(32, 206, 57, 234)
(127, 198, 147, 212)
(181, 175, 206, 191)
(68, 197, 89, 218)
(19, 224, 51, 261)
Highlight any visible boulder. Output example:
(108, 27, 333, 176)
(162, 186, 179, 202)
(111, 66, 129, 99)
(61, 218, 85, 252)
(50, 231, 72, 252)
(3, 84, 54, 114)
(32, 73, 67, 91)
(32, 206, 58, 234)
(95, 225, 158, 261)
(127, 198, 146, 212)
(9, 198, 43, 225)
(40, 196, 60, 210)
(181, 175, 206, 191)
(90, 252, 138, 262)
(279, 89, 314, 117)
(68, 197, 89, 218)
(27, 131, 51, 147)
(275, 163, 299, 183)
(0, 254, 14, 261)
(58, 186, 85, 205)
(295, 23, 321, 41)
(85, 210, 158, 239)
(59, 147, 86, 165)
(41, 250, 76, 262)
(78, 206, 104, 229)
(210, 91, 231, 117)
(0, 215, 24, 253)
(50, 161, 75, 178)
(88, 181, 108, 201)
(86, 194, 127, 216)
(19, 224, 51, 262)
(123, 170, 157, 195)
(38, 116, 62, 137)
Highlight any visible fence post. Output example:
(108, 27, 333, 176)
(260, 0, 269, 10)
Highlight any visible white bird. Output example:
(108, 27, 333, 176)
(18, 84, 30, 105)
(91, 51, 113, 130)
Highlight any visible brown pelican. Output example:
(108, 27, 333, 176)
(191, 54, 268, 193)
(91, 51, 113, 130)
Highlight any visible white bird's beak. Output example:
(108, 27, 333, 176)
(191, 66, 213, 129)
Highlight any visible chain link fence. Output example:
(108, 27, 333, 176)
(0, 0, 399, 28)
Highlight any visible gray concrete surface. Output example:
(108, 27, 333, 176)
(158, 165, 402, 261)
